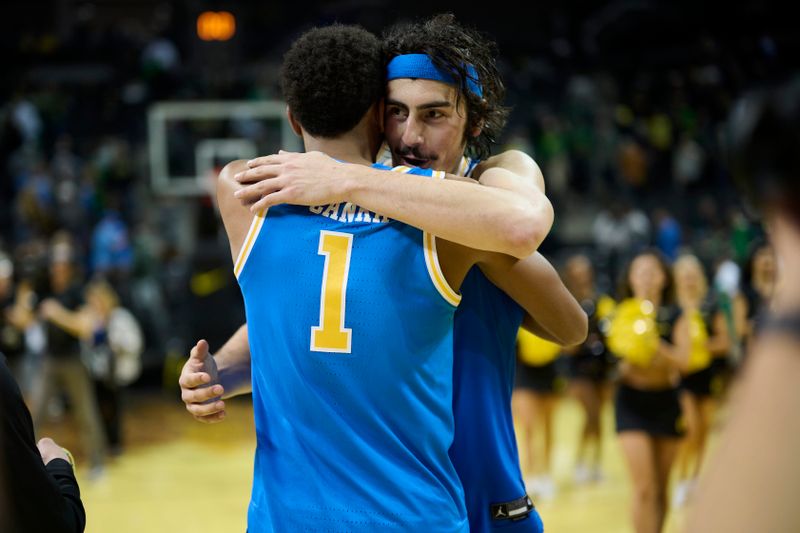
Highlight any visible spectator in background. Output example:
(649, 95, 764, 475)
(91, 198, 133, 295)
(0, 253, 28, 381)
(51, 135, 90, 238)
(653, 208, 682, 262)
(672, 133, 705, 190)
(734, 239, 776, 355)
(14, 159, 57, 241)
(562, 254, 616, 485)
(617, 134, 648, 189)
(82, 278, 126, 454)
(592, 199, 651, 285)
(25, 234, 107, 477)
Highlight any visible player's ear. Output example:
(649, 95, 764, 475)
(286, 106, 302, 137)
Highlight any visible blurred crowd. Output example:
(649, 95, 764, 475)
(0, 1, 784, 491)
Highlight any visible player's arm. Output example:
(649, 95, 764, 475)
(471, 148, 545, 196)
(477, 251, 588, 346)
(179, 325, 252, 423)
(178, 160, 260, 423)
(217, 159, 259, 264)
(232, 151, 553, 259)
(686, 333, 800, 533)
(5, 282, 37, 330)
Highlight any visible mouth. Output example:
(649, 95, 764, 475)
(400, 155, 431, 168)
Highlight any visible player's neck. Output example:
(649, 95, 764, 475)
(302, 133, 374, 167)
(301, 111, 381, 167)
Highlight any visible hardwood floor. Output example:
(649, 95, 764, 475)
(37, 391, 699, 532)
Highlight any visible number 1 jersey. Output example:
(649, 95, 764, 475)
(234, 164, 468, 532)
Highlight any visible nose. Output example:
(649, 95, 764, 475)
(401, 115, 424, 147)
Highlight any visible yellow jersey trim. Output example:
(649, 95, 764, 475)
(423, 232, 461, 307)
(233, 210, 266, 279)
(421, 169, 460, 306)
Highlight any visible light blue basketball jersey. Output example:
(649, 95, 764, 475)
(235, 163, 468, 532)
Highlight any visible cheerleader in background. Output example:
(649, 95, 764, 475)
(734, 239, 776, 355)
(608, 250, 689, 533)
(671, 255, 730, 507)
(83, 278, 124, 455)
(562, 254, 616, 484)
(513, 329, 562, 501)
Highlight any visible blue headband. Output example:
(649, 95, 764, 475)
(387, 54, 483, 98)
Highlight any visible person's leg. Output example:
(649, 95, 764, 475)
(94, 378, 122, 451)
(542, 393, 558, 474)
(61, 357, 108, 470)
(27, 357, 54, 429)
(528, 391, 552, 477)
(693, 397, 714, 479)
(586, 381, 604, 473)
(570, 380, 593, 469)
(512, 388, 537, 477)
(676, 391, 699, 481)
(540, 393, 559, 497)
(654, 437, 681, 532)
(619, 432, 661, 533)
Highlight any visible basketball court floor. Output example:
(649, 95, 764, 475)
(42, 391, 700, 532)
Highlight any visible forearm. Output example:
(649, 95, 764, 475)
(215, 324, 252, 398)
(46, 309, 92, 340)
(482, 253, 587, 346)
(521, 315, 569, 344)
(6, 306, 34, 329)
(657, 339, 689, 371)
(708, 314, 731, 355)
(345, 166, 552, 258)
(707, 333, 731, 356)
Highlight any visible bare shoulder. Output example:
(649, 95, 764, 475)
(475, 149, 539, 174)
(474, 150, 545, 192)
(216, 159, 250, 210)
(218, 160, 248, 190)
(216, 159, 258, 264)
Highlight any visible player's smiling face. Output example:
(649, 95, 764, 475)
(385, 78, 477, 175)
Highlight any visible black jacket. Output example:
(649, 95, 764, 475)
(1, 354, 86, 532)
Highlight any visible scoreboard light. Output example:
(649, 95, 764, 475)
(197, 11, 236, 41)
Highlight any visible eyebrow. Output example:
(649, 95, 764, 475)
(386, 99, 454, 111)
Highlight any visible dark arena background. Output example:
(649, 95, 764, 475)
(1, 1, 797, 532)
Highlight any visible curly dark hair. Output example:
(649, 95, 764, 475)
(280, 24, 384, 138)
(382, 13, 510, 161)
